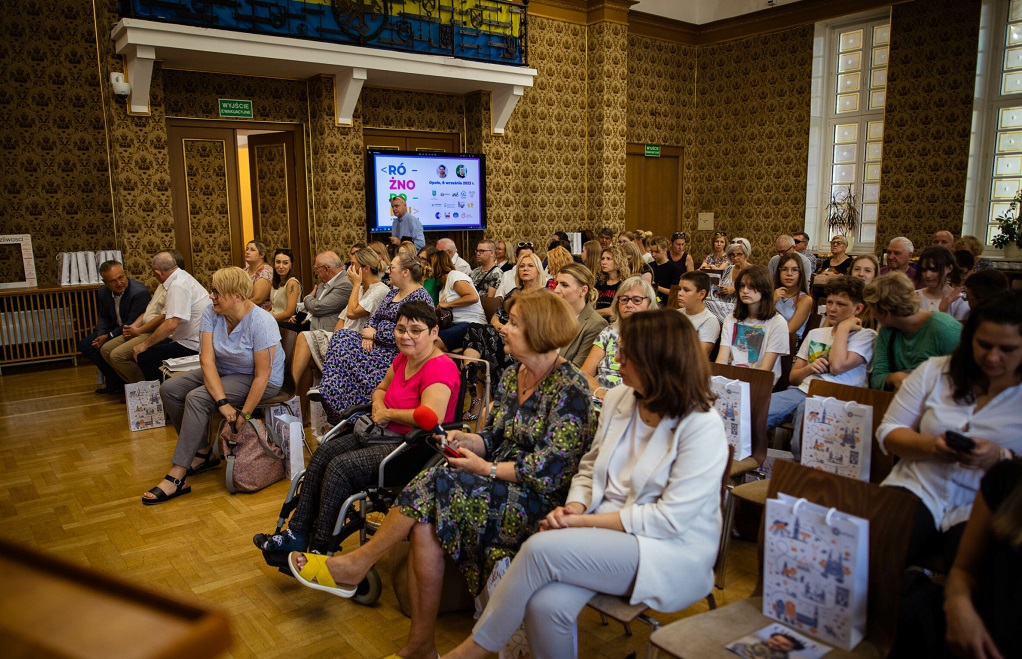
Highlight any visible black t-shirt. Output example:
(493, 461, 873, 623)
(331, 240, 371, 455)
(976, 459, 1022, 652)
(668, 251, 690, 276)
(650, 259, 682, 303)
(595, 280, 620, 310)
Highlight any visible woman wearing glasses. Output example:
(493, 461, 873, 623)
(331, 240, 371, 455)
(668, 231, 696, 274)
(813, 235, 853, 285)
(317, 252, 433, 423)
(705, 237, 752, 324)
(254, 302, 460, 557)
(145, 266, 284, 504)
(580, 277, 658, 403)
(699, 232, 730, 273)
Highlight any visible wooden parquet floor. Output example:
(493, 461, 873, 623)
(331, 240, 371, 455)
(0, 362, 759, 658)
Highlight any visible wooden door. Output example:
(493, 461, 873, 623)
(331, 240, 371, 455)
(363, 129, 460, 153)
(168, 125, 242, 290)
(626, 144, 683, 239)
(248, 132, 310, 291)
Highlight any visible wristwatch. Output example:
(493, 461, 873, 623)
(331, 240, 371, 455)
(215, 398, 229, 408)
(489, 462, 498, 480)
(241, 412, 252, 421)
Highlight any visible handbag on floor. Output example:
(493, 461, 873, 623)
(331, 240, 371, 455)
(215, 417, 284, 493)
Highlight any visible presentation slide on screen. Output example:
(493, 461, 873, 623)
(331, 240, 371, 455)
(370, 153, 484, 232)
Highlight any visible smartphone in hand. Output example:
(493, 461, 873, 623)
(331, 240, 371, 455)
(428, 436, 461, 459)
(945, 430, 976, 452)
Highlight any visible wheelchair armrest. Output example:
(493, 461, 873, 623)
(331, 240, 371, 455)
(336, 403, 372, 419)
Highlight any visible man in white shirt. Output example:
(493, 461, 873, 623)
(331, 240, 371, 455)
(767, 234, 813, 292)
(134, 251, 211, 381)
(437, 238, 472, 275)
(767, 276, 876, 459)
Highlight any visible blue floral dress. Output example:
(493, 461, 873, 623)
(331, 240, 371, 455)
(396, 361, 595, 595)
(318, 286, 433, 424)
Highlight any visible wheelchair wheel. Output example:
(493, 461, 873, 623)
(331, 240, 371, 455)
(351, 566, 382, 606)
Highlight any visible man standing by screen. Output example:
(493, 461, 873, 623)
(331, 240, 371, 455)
(389, 196, 425, 250)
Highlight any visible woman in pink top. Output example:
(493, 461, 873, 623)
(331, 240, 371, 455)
(243, 240, 274, 311)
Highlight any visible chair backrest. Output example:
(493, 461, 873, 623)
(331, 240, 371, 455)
(709, 362, 773, 467)
(773, 332, 798, 393)
(763, 460, 917, 656)
(805, 380, 897, 483)
(279, 328, 298, 395)
(481, 295, 503, 321)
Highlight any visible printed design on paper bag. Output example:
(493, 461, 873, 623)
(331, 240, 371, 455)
(126, 381, 166, 432)
(733, 323, 766, 367)
(764, 498, 867, 648)
(709, 376, 752, 461)
(801, 397, 872, 481)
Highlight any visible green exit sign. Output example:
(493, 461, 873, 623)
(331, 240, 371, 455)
(645, 144, 660, 158)
(219, 99, 253, 119)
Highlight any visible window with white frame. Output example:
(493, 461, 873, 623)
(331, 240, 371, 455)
(969, 0, 1022, 246)
(806, 14, 890, 252)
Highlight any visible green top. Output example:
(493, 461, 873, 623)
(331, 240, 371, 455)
(870, 311, 962, 389)
(423, 278, 442, 306)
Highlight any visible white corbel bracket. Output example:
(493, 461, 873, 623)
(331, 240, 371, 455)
(332, 67, 367, 127)
(490, 85, 524, 135)
(123, 44, 156, 116)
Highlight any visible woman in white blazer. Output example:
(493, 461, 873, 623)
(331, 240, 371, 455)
(442, 309, 729, 659)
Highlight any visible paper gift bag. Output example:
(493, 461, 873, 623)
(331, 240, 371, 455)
(800, 397, 872, 482)
(266, 395, 302, 426)
(58, 253, 71, 286)
(125, 380, 166, 432)
(710, 375, 752, 461)
(763, 494, 869, 650)
(267, 413, 305, 479)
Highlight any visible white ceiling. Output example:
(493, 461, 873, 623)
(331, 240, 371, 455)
(631, 0, 806, 25)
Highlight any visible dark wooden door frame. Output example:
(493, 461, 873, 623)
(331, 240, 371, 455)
(626, 143, 684, 233)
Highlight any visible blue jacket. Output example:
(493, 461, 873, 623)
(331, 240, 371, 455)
(95, 279, 151, 338)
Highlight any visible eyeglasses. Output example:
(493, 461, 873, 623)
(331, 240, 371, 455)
(618, 295, 648, 306)
(919, 265, 941, 272)
(210, 288, 220, 300)
(795, 239, 808, 245)
(517, 241, 534, 249)
(394, 326, 427, 338)
(671, 232, 687, 240)
(776, 246, 794, 255)
(314, 264, 329, 271)
(713, 231, 728, 237)
(476, 248, 493, 253)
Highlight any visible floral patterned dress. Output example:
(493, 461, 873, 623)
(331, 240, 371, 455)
(318, 286, 433, 424)
(246, 263, 274, 311)
(396, 361, 596, 595)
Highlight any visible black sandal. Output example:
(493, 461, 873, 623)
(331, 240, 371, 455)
(186, 448, 221, 477)
(142, 475, 191, 506)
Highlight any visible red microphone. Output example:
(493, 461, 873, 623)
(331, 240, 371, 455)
(413, 405, 460, 458)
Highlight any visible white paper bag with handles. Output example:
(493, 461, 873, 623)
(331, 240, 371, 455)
(710, 375, 752, 461)
(800, 396, 872, 482)
(762, 494, 869, 650)
(264, 395, 305, 479)
(125, 380, 166, 432)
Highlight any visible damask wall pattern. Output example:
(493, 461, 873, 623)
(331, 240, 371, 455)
(163, 70, 308, 124)
(182, 139, 232, 290)
(361, 88, 465, 134)
(586, 21, 629, 233)
(875, 0, 982, 253)
(690, 25, 814, 263)
(0, 0, 114, 285)
(252, 143, 291, 253)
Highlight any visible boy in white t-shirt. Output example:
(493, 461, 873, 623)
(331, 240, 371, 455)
(767, 276, 877, 459)
(678, 271, 721, 357)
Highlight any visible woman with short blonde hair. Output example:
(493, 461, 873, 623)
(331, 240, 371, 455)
(582, 276, 658, 401)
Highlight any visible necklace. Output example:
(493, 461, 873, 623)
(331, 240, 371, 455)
(518, 358, 559, 395)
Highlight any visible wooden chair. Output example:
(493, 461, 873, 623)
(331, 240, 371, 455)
(648, 460, 918, 659)
(709, 363, 772, 590)
(480, 295, 504, 321)
(774, 332, 798, 393)
(586, 446, 735, 636)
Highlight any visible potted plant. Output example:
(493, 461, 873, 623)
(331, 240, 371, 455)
(825, 184, 859, 236)
(992, 189, 1022, 259)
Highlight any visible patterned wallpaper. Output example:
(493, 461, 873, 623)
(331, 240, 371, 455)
(690, 25, 814, 263)
(252, 143, 291, 252)
(163, 71, 308, 123)
(182, 139, 232, 290)
(361, 88, 465, 133)
(0, 0, 114, 285)
(586, 21, 629, 233)
(876, 0, 982, 253)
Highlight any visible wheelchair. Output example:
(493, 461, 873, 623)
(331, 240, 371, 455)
(260, 353, 488, 606)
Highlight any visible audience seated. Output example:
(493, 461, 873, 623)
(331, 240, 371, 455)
(496, 242, 543, 297)
(933, 230, 955, 249)
(768, 276, 876, 459)
(269, 248, 302, 325)
(554, 263, 608, 368)
(667, 231, 695, 274)
(954, 234, 992, 273)
(699, 231, 729, 273)
(368, 241, 393, 286)
(876, 293, 1022, 570)
(301, 251, 351, 332)
(494, 241, 512, 271)
(595, 246, 630, 319)
(437, 238, 472, 276)
(851, 253, 879, 284)
(705, 237, 752, 324)
(772, 253, 813, 341)
(677, 271, 722, 356)
(442, 309, 728, 659)
(597, 226, 614, 249)
(715, 265, 790, 385)
(881, 236, 917, 279)
(431, 248, 486, 352)
(100, 282, 167, 387)
(242, 239, 273, 311)
(580, 276, 656, 402)
(317, 253, 432, 424)
(418, 246, 443, 305)
(915, 246, 970, 322)
(767, 234, 812, 292)
(619, 241, 653, 287)
(146, 267, 283, 505)
(793, 231, 817, 272)
(964, 268, 1009, 309)
(580, 239, 602, 284)
(864, 273, 962, 390)
(813, 234, 852, 283)
(469, 240, 503, 297)
(544, 246, 574, 290)
(649, 235, 681, 304)
(286, 290, 595, 659)
(944, 458, 1022, 659)
(134, 251, 211, 382)
(80, 259, 151, 394)
(254, 302, 460, 555)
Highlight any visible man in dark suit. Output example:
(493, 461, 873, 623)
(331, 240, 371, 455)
(78, 260, 151, 394)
